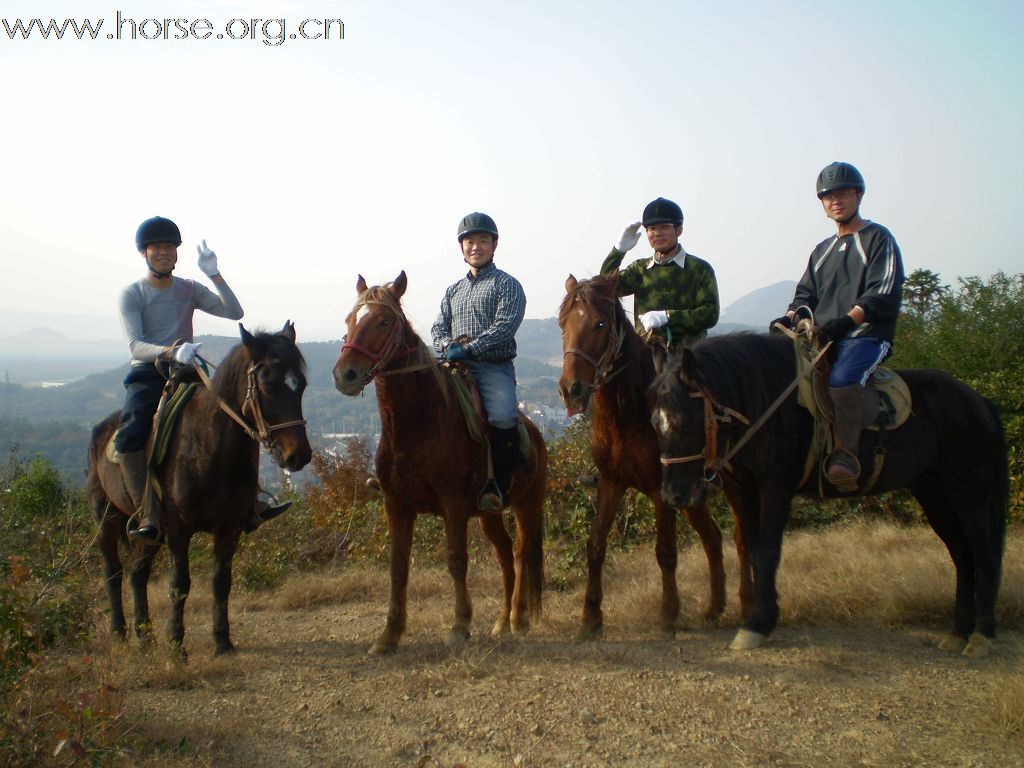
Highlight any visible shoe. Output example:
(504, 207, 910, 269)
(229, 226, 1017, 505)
(477, 480, 505, 512)
(243, 500, 292, 533)
(826, 450, 860, 487)
(128, 522, 162, 545)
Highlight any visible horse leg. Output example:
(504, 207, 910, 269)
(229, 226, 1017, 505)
(681, 500, 726, 625)
(128, 544, 158, 645)
(509, 473, 547, 634)
(443, 511, 472, 649)
(370, 503, 414, 655)
(651, 494, 681, 636)
(166, 534, 192, 657)
(579, 478, 626, 640)
(94, 496, 127, 640)
(211, 529, 241, 655)
(732, 486, 788, 650)
(478, 514, 515, 637)
(724, 482, 756, 622)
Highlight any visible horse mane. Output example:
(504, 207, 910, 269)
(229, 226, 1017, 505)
(559, 274, 655, 414)
(214, 329, 307, 401)
(359, 284, 448, 402)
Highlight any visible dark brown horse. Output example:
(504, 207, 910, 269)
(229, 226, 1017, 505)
(88, 323, 312, 655)
(557, 274, 739, 638)
(649, 332, 1007, 655)
(332, 272, 547, 654)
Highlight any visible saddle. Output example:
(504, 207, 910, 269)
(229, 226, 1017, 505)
(792, 335, 912, 493)
(443, 361, 534, 466)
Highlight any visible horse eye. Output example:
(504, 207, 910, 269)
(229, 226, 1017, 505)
(381, 318, 391, 327)
(596, 321, 606, 330)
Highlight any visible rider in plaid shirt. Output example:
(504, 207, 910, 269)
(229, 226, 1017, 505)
(431, 212, 526, 511)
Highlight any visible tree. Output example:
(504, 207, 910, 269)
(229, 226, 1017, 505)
(901, 268, 947, 318)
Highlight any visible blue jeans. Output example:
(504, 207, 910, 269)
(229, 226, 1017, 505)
(114, 365, 164, 453)
(466, 360, 519, 429)
(829, 337, 891, 388)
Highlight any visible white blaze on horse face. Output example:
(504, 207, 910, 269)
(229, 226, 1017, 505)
(355, 304, 370, 324)
(653, 407, 674, 437)
(285, 371, 300, 392)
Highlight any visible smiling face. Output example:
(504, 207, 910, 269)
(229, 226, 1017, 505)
(645, 222, 682, 254)
(461, 233, 496, 272)
(143, 242, 178, 276)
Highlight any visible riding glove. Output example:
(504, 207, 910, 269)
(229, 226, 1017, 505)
(639, 310, 669, 331)
(614, 221, 643, 253)
(173, 342, 202, 365)
(822, 315, 857, 342)
(445, 343, 468, 361)
(197, 240, 219, 277)
(769, 316, 792, 334)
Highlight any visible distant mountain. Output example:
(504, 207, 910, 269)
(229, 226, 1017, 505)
(0, 328, 125, 359)
(718, 280, 796, 329)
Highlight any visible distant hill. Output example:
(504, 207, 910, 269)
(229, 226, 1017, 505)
(718, 280, 796, 329)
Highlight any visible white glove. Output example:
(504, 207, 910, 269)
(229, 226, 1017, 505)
(196, 239, 219, 277)
(639, 310, 669, 331)
(614, 221, 643, 253)
(172, 341, 201, 365)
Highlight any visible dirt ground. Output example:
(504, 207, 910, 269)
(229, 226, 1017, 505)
(101, 530, 1024, 768)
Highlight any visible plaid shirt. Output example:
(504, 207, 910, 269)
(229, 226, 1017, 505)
(601, 245, 720, 346)
(431, 262, 526, 362)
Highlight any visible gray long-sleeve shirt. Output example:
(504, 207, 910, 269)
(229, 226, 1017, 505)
(119, 276, 244, 365)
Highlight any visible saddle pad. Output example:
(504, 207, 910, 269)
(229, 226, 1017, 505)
(866, 367, 911, 431)
(105, 431, 121, 464)
(150, 382, 198, 470)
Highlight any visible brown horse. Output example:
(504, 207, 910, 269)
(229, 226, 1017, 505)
(88, 323, 312, 656)
(558, 273, 743, 638)
(332, 272, 546, 654)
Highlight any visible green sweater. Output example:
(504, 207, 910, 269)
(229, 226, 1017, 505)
(601, 246, 720, 346)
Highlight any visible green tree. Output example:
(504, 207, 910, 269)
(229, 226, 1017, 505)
(901, 268, 947, 318)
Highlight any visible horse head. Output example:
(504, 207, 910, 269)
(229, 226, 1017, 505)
(648, 347, 709, 508)
(238, 321, 313, 472)
(333, 271, 412, 396)
(557, 273, 626, 416)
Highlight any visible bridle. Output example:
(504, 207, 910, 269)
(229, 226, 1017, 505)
(340, 290, 432, 390)
(192, 357, 307, 455)
(563, 314, 628, 391)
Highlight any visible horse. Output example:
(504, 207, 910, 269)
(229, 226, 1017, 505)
(648, 332, 1007, 656)
(332, 271, 547, 654)
(87, 323, 312, 656)
(557, 273, 737, 639)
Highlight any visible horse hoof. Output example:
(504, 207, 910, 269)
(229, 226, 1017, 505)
(730, 629, 766, 651)
(214, 642, 237, 656)
(937, 633, 967, 654)
(491, 619, 511, 638)
(963, 633, 994, 658)
(446, 629, 469, 650)
(576, 624, 603, 642)
(368, 640, 397, 655)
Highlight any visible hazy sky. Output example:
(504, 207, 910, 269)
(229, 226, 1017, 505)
(2, 0, 1022, 344)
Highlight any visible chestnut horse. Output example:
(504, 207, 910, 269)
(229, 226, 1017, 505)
(332, 272, 546, 654)
(88, 323, 312, 655)
(649, 332, 1007, 655)
(557, 274, 740, 638)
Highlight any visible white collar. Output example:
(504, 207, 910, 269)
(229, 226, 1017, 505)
(646, 245, 687, 269)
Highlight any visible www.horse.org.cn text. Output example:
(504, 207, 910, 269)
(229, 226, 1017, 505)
(1, 13, 346, 46)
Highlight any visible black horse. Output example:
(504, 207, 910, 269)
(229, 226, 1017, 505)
(648, 333, 1007, 656)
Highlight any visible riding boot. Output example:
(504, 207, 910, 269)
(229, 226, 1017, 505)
(122, 450, 162, 545)
(826, 385, 864, 491)
(243, 499, 294, 533)
(478, 426, 521, 512)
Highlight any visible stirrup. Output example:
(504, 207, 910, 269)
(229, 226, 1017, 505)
(477, 480, 505, 512)
(826, 449, 861, 492)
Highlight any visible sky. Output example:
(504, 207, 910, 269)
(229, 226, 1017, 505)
(2, 0, 1023, 345)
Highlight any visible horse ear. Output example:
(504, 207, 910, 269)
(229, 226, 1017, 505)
(392, 270, 408, 300)
(356, 274, 368, 295)
(565, 274, 578, 293)
(280, 320, 296, 342)
(680, 347, 699, 387)
(239, 323, 255, 346)
(651, 342, 668, 374)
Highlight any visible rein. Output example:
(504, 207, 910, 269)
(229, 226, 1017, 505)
(563, 319, 628, 390)
(192, 356, 306, 452)
(341, 293, 431, 387)
(660, 340, 832, 480)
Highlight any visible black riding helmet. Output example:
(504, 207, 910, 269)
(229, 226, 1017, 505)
(135, 216, 182, 251)
(457, 212, 499, 242)
(642, 197, 683, 227)
(816, 162, 865, 198)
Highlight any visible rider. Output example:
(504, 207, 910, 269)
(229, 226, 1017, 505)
(601, 197, 720, 347)
(431, 212, 527, 512)
(771, 162, 905, 489)
(117, 215, 288, 544)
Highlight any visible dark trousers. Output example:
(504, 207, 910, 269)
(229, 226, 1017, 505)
(114, 365, 165, 453)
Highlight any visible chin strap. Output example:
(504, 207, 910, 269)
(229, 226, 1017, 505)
(146, 258, 173, 279)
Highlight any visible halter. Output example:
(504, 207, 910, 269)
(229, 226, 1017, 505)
(340, 289, 434, 389)
(563, 317, 628, 391)
(192, 357, 307, 454)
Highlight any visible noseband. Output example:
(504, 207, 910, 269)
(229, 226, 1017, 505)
(340, 292, 430, 389)
(563, 318, 627, 391)
(659, 391, 750, 482)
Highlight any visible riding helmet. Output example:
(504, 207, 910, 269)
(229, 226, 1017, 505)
(135, 216, 182, 251)
(641, 197, 684, 227)
(816, 162, 865, 198)
(457, 212, 499, 242)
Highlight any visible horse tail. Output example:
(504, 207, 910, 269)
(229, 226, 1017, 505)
(526, 515, 544, 621)
(986, 398, 1009, 559)
(87, 418, 110, 523)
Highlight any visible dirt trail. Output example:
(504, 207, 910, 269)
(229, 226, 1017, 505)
(111, 548, 1023, 768)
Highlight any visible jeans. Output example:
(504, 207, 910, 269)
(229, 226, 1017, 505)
(114, 365, 165, 453)
(466, 360, 519, 429)
(829, 337, 891, 388)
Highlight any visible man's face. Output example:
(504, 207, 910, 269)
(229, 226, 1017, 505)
(461, 233, 496, 269)
(645, 223, 682, 253)
(144, 242, 178, 273)
(820, 187, 863, 224)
